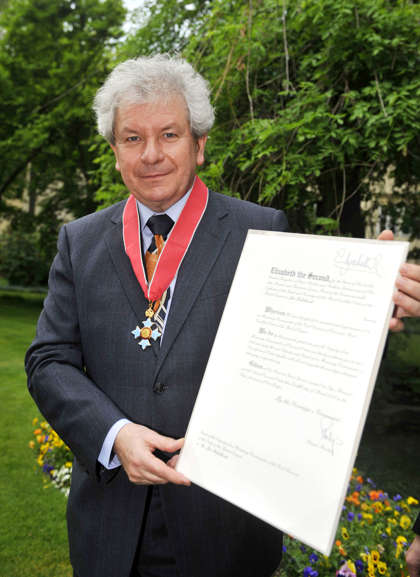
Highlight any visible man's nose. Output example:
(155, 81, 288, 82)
(141, 138, 164, 164)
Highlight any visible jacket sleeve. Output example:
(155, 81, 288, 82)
(271, 208, 289, 233)
(25, 224, 126, 480)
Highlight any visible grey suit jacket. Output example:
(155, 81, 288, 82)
(26, 189, 288, 577)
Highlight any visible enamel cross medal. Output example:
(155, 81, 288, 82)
(131, 304, 161, 350)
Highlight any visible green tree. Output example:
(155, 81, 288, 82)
(185, 0, 420, 237)
(0, 0, 125, 284)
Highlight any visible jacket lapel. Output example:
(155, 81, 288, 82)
(155, 193, 230, 376)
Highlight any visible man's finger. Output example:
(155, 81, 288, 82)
(388, 315, 405, 333)
(400, 262, 420, 282)
(149, 434, 185, 454)
(147, 453, 190, 486)
(377, 229, 394, 241)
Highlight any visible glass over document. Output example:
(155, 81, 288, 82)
(177, 231, 409, 555)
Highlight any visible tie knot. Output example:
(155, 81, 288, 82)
(146, 214, 174, 239)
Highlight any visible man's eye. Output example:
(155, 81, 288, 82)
(164, 132, 177, 139)
(127, 136, 140, 142)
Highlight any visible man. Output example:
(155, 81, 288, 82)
(407, 515, 420, 577)
(26, 55, 420, 577)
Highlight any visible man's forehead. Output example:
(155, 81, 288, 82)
(115, 95, 189, 127)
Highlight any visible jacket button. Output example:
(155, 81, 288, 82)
(153, 382, 166, 394)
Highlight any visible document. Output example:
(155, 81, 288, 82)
(177, 231, 408, 555)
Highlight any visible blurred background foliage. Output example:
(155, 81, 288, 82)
(0, 0, 419, 285)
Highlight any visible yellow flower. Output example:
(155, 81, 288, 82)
(377, 561, 387, 575)
(65, 461, 72, 468)
(363, 513, 373, 523)
(32, 417, 38, 426)
(347, 560, 356, 573)
(341, 527, 350, 540)
(385, 526, 392, 536)
(371, 550, 380, 564)
(40, 421, 48, 429)
(396, 535, 407, 545)
(400, 515, 411, 530)
(373, 502, 384, 513)
(394, 510, 400, 517)
(407, 497, 419, 506)
(28, 440, 35, 449)
(396, 544, 402, 559)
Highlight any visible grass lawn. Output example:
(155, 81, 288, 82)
(0, 294, 72, 577)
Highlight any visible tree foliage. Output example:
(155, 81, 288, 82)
(1, 0, 419, 285)
(182, 0, 420, 236)
(0, 0, 125, 284)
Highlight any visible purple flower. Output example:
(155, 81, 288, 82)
(393, 494, 402, 501)
(300, 544, 307, 552)
(282, 545, 287, 553)
(367, 477, 376, 487)
(395, 505, 402, 512)
(355, 483, 362, 491)
(309, 553, 319, 564)
(303, 567, 318, 577)
(355, 559, 364, 572)
(357, 513, 362, 521)
(347, 512, 355, 522)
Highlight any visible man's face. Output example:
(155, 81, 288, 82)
(111, 95, 207, 212)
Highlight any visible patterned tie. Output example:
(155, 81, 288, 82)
(145, 214, 174, 332)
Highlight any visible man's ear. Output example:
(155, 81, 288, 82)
(110, 143, 120, 172)
(196, 135, 208, 167)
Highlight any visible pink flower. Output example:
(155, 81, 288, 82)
(336, 561, 356, 577)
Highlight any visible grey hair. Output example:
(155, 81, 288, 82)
(93, 54, 215, 144)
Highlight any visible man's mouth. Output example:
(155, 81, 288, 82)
(141, 172, 169, 179)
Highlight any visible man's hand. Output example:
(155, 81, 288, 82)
(378, 230, 420, 332)
(113, 422, 191, 486)
(406, 535, 420, 577)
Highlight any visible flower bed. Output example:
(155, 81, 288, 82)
(280, 469, 419, 576)
(30, 421, 418, 575)
(29, 418, 73, 497)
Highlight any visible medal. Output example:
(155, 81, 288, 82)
(122, 176, 209, 350)
(131, 314, 161, 350)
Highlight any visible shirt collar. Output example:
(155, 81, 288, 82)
(136, 182, 193, 233)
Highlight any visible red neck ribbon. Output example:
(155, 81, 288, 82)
(122, 176, 208, 302)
